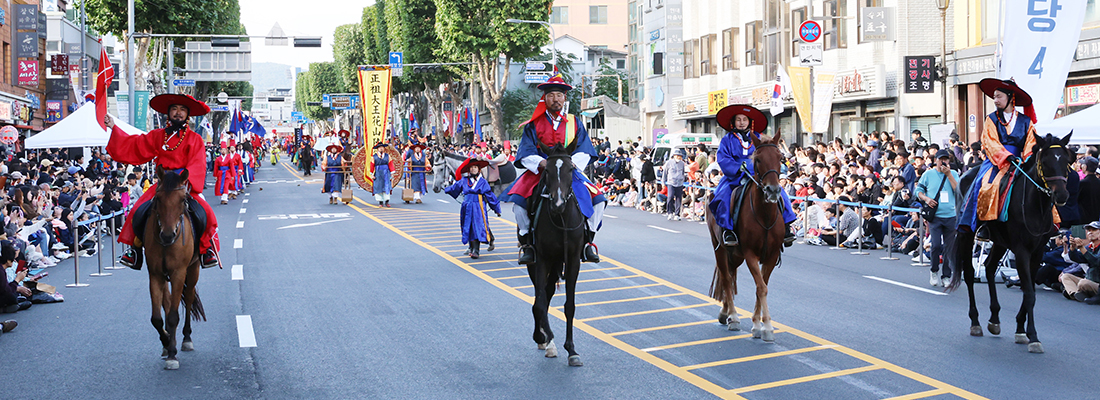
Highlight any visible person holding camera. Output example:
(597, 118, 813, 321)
(916, 150, 960, 287)
(1059, 221, 1100, 304)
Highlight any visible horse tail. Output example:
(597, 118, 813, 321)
(946, 229, 973, 292)
(185, 287, 207, 322)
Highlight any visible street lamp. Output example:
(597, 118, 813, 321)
(937, 0, 950, 124)
(505, 18, 557, 72)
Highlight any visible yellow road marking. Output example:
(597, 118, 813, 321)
(682, 345, 837, 371)
(578, 303, 710, 323)
(471, 261, 516, 267)
(500, 266, 621, 280)
(640, 330, 785, 352)
(512, 274, 644, 289)
(574, 283, 663, 295)
(612, 320, 718, 337)
(883, 388, 950, 400)
(556, 293, 688, 308)
(346, 199, 989, 400)
(278, 161, 321, 184)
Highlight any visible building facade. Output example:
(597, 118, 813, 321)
(43, 1, 103, 134)
(549, 0, 630, 52)
(1, 0, 51, 138)
(634, 0, 685, 146)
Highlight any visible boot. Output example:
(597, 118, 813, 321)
(583, 230, 600, 263)
(783, 223, 795, 247)
(120, 246, 143, 271)
(201, 247, 220, 269)
(385, 200, 391, 208)
(518, 233, 536, 265)
(723, 229, 739, 247)
(487, 237, 495, 252)
(463, 243, 471, 256)
(975, 224, 991, 242)
(470, 240, 480, 259)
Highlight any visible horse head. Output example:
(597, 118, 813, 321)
(153, 166, 191, 247)
(1030, 131, 1073, 206)
(538, 138, 578, 215)
(751, 133, 784, 204)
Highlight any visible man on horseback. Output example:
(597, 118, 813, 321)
(105, 94, 220, 270)
(502, 73, 604, 264)
(959, 78, 1039, 239)
(710, 104, 796, 247)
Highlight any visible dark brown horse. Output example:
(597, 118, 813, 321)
(527, 140, 585, 366)
(145, 166, 206, 370)
(706, 133, 785, 342)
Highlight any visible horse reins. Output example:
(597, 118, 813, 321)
(152, 183, 191, 247)
(1010, 144, 1066, 238)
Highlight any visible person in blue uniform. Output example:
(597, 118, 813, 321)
(710, 104, 797, 247)
(405, 143, 429, 204)
(322, 143, 344, 204)
(371, 143, 394, 207)
(500, 73, 605, 264)
(445, 158, 502, 259)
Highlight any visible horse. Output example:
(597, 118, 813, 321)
(705, 133, 786, 342)
(947, 132, 1072, 354)
(145, 166, 207, 369)
(527, 140, 586, 367)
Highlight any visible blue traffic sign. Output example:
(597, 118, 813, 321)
(173, 79, 195, 87)
(799, 20, 822, 43)
(389, 52, 403, 69)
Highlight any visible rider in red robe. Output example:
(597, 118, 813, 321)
(214, 144, 237, 203)
(105, 94, 220, 269)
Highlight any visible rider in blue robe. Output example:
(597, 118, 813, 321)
(445, 158, 502, 258)
(710, 104, 797, 247)
(371, 143, 394, 207)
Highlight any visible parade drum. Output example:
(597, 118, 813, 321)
(350, 145, 407, 192)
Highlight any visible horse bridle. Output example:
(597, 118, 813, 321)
(539, 154, 585, 232)
(152, 183, 191, 247)
(740, 143, 781, 192)
(1012, 144, 1067, 197)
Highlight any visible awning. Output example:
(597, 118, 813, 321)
(580, 108, 602, 118)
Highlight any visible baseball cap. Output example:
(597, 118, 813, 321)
(1085, 156, 1099, 173)
(935, 149, 951, 159)
(10, 171, 23, 179)
(1086, 221, 1100, 230)
(867, 140, 879, 148)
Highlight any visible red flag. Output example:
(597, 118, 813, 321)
(95, 47, 114, 130)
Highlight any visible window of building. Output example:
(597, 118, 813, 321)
(617, 59, 626, 69)
(700, 34, 717, 75)
(590, 5, 608, 24)
(982, 0, 1001, 43)
(791, 7, 806, 58)
(652, 52, 664, 75)
(1088, 0, 1100, 26)
(823, 0, 848, 50)
(628, 1, 637, 23)
(684, 39, 697, 79)
(745, 20, 763, 66)
(722, 28, 739, 71)
(763, 0, 789, 80)
(551, 6, 569, 24)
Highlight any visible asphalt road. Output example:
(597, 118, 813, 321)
(1, 160, 1095, 399)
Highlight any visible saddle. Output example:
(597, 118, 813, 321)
(976, 166, 1017, 222)
(728, 178, 751, 233)
(132, 197, 207, 248)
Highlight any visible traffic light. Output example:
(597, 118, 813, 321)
(413, 65, 443, 74)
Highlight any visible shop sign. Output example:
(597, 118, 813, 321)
(904, 56, 936, 94)
(17, 60, 39, 86)
(832, 65, 886, 101)
(707, 89, 727, 115)
(45, 100, 62, 122)
(860, 7, 895, 42)
(675, 100, 700, 116)
(16, 102, 31, 121)
(1066, 83, 1100, 106)
(0, 100, 11, 121)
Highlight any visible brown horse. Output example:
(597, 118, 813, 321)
(706, 133, 785, 342)
(145, 166, 206, 370)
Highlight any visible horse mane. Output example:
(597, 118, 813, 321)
(158, 170, 185, 193)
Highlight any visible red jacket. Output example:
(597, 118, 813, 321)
(106, 125, 206, 195)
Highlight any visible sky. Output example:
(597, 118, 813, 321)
(239, 0, 371, 70)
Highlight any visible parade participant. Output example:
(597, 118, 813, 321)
(322, 143, 345, 204)
(371, 143, 394, 207)
(214, 144, 237, 205)
(406, 143, 429, 204)
(235, 143, 252, 188)
(337, 129, 352, 149)
(104, 93, 220, 269)
(959, 78, 1039, 239)
(444, 157, 501, 259)
(298, 141, 314, 176)
(501, 73, 605, 264)
(239, 142, 255, 185)
(710, 104, 797, 247)
(230, 141, 243, 199)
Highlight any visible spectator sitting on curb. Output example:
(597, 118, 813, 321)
(1060, 221, 1100, 304)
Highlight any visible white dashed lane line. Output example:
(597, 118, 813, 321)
(239, 208, 247, 214)
(864, 276, 948, 296)
(234, 239, 243, 249)
(436, 199, 450, 203)
(647, 225, 681, 234)
(242, 199, 249, 204)
(231, 264, 243, 280)
(236, 315, 257, 347)
(236, 221, 244, 229)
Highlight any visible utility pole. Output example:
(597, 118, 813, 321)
(127, 0, 136, 124)
(80, 0, 86, 91)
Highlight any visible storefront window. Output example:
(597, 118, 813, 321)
(1087, 0, 1100, 26)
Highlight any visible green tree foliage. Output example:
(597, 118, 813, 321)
(294, 62, 344, 122)
(501, 89, 538, 140)
(369, 0, 391, 65)
(525, 50, 580, 115)
(333, 23, 366, 93)
(435, 0, 554, 141)
(592, 61, 629, 104)
(361, 9, 379, 64)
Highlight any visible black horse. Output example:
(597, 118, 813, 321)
(527, 140, 585, 367)
(948, 132, 1072, 354)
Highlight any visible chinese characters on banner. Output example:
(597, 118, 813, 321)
(18, 61, 38, 86)
(45, 101, 63, 122)
(904, 56, 935, 94)
(356, 66, 392, 185)
(860, 7, 894, 42)
(707, 89, 727, 115)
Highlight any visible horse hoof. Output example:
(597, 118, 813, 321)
(970, 326, 983, 337)
(726, 316, 743, 331)
(1015, 334, 1028, 344)
(545, 341, 558, 358)
(717, 312, 728, 325)
(568, 355, 584, 367)
(181, 341, 194, 352)
(987, 323, 1001, 335)
(537, 343, 547, 350)
(1028, 342, 1044, 354)
(165, 359, 179, 370)
(761, 330, 775, 342)
(751, 327, 762, 339)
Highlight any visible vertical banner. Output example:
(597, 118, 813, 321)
(707, 89, 727, 115)
(133, 90, 150, 131)
(999, 0, 1087, 122)
(787, 66, 813, 132)
(357, 66, 392, 185)
(811, 70, 837, 133)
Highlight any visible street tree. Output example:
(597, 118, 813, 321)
(592, 61, 630, 105)
(333, 23, 366, 93)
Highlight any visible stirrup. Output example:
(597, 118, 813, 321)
(518, 245, 536, 265)
(583, 243, 600, 263)
(723, 230, 739, 247)
(121, 247, 141, 271)
(201, 249, 220, 269)
(975, 224, 991, 242)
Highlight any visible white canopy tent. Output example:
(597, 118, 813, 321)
(1035, 103, 1100, 145)
(24, 103, 144, 149)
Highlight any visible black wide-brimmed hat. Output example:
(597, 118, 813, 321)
(372, 142, 389, 149)
(716, 104, 767, 133)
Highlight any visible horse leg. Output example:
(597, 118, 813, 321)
(1016, 250, 1043, 353)
(744, 254, 771, 341)
(540, 272, 559, 358)
(760, 256, 778, 342)
(149, 273, 170, 359)
(985, 245, 1007, 336)
(181, 264, 200, 352)
(563, 257, 583, 367)
(163, 267, 187, 370)
(724, 253, 741, 332)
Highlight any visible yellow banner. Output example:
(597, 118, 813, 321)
(787, 66, 812, 133)
(357, 66, 392, 186)
(708, 89, 727, 115)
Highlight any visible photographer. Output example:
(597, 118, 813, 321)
(1060, 221, 1100, 304)
(915, 150, 960, 287)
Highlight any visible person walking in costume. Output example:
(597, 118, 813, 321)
(500, 73, 605, 264)
(105, 94, 220, 269)
(214, 144, 237, 204)
(299, 142, 314, 176)
(445, 158, 502, 259)
(371, 143, 394, 207)
(322, 143, 345, 204)
(959, 78, 1039, 239)
(405, 143, 429, 204)
(710, 104, 797, 247)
